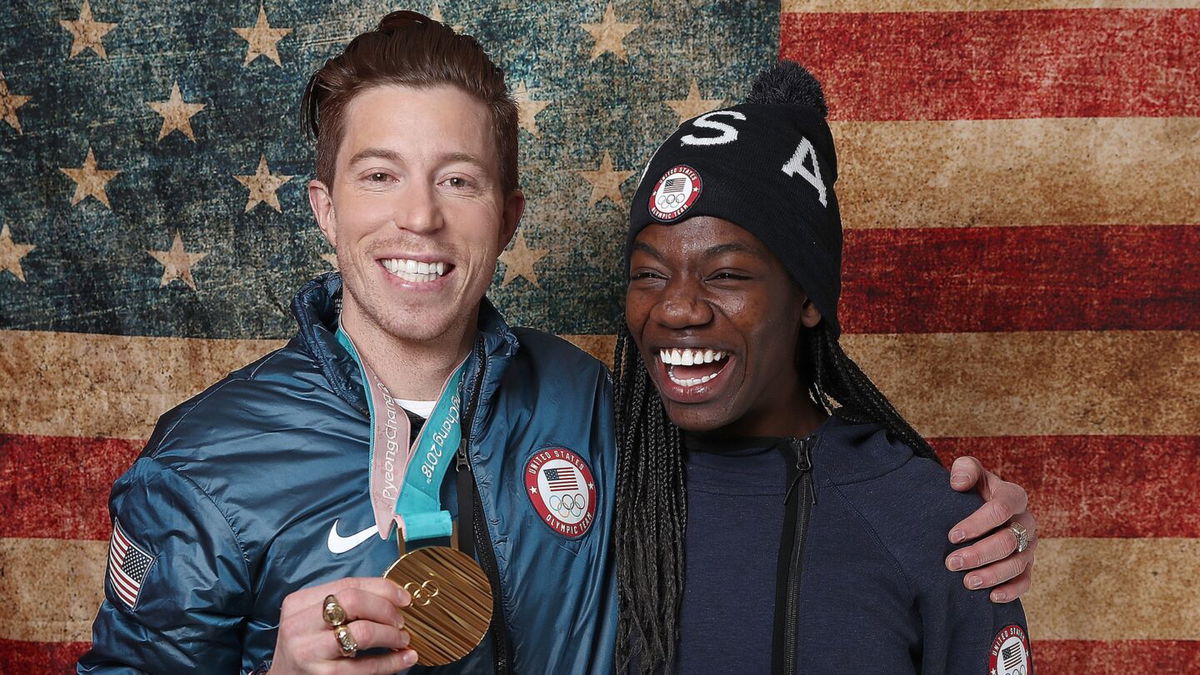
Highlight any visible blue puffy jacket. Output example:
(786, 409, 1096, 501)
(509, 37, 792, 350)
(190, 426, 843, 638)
(78, 274, 617, 674)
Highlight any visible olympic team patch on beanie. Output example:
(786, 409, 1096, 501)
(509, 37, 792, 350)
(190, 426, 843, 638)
(648, 165, 702, 221)
(989, 624, 1032, 675)
(524, 447, 597, 538)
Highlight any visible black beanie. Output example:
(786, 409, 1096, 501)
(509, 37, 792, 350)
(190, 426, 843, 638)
(627, 61, 843, 337)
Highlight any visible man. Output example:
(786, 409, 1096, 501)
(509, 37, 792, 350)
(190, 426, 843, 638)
(80, 12, 1034, 674)
(80, 12, 615, 674)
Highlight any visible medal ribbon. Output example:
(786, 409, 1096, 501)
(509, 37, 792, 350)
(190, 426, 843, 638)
(337, 327, 467, 544)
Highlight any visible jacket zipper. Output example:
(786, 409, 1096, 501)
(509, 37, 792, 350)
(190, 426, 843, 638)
(455, 342, 513, 674)
(781, 436, 815, 675)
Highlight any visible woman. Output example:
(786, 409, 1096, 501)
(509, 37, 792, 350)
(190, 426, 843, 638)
(614, 62, 1033, 674)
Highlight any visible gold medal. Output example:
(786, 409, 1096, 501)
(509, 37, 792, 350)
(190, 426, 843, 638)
(384, 545, 492, 666)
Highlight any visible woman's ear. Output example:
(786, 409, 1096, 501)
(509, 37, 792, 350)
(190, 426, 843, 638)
(800, 297, 822, 328)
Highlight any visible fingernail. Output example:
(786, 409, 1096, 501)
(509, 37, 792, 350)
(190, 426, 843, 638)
(991, 591, 1007, 603)
(967, 575, 983, 589)
(950, 529, 965, 543)
(398, 587, 412, 605)
(403, 650, 418, 666)
(950, 472, 969, 487)
(946, 555, 963, 571)
(399, 629, 410, 647)
(395, 614, 405, 629)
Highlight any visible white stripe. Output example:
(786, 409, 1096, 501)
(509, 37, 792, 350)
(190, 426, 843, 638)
(107, 520, 145, 606)
(109, 567, 138, 604)
(831, 117, 1200, 230)
(111, 537, 126, 566)
(111, 565, 138, 593)
(108, 552, 140, 606)
(113, 582, 137, 607)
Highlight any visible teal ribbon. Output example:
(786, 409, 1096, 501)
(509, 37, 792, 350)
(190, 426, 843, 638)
(337, 326, 467, 544)
(394, 363, 464, 542)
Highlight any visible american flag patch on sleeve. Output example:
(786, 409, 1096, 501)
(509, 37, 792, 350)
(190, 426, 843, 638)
(107, 517, 155, 608)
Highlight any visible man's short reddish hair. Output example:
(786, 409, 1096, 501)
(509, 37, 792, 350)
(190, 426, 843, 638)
(302, 11, 519, 193)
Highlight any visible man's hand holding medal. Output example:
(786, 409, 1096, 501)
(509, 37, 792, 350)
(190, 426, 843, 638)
(269, 578, 416, 672)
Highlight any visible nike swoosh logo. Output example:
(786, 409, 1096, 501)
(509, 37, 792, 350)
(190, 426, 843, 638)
(327, 520, 378, 554)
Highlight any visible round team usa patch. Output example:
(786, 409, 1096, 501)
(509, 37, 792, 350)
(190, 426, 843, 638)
(988, 624, 1032, 675)
(649, 164, 702, 221)
(524, 447, 597, 538)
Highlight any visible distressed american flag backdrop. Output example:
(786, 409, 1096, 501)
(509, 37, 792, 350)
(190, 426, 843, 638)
(1, 0, 1197, 671)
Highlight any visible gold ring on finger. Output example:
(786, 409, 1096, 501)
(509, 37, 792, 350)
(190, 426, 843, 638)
(322, 594, 348, 628)
(334, 623, 358, 658)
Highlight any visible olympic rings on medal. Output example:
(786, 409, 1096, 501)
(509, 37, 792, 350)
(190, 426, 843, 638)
(403, 579, 441, 607)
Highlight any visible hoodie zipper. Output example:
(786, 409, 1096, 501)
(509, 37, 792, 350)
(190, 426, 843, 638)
(455, 341, 513, 674)
(775, 436, 815, 674)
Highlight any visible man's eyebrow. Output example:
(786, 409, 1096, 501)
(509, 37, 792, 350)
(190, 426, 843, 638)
(346, 147, 403, 165)
(440, 151, 487, 168)
(345, 148, 489, 169)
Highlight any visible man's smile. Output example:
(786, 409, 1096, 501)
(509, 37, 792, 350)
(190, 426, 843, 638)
(380, 256, 452, 283)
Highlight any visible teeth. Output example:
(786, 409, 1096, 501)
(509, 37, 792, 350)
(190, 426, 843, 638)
(658, 348, 728, 367)
(382, 258, 449, 282)
(666, 368, 720, 387)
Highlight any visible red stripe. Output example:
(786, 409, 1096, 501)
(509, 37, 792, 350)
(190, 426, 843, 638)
(841, 225, 1200, 334)
(110, 566, 139, 607)
(0, 640, 91, 672)
(1036, 639, 1200, 673)
(0, 434, 140, 540)
(109, 554, 139, 603)
(112, 580, 137, 607)
(3, 638, 1196, 673)
(109, 557, 137, 603)
(113, 523, 129, 555)
(8, 432, 1196, 541)
(780, 9, 1200, 120)
(931, 436, 1200, 539)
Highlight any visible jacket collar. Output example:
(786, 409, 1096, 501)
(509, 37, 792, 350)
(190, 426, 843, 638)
(475, 295, 520, 361)
(291, 273, 366, 412)
(290, 272, 520, 415)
